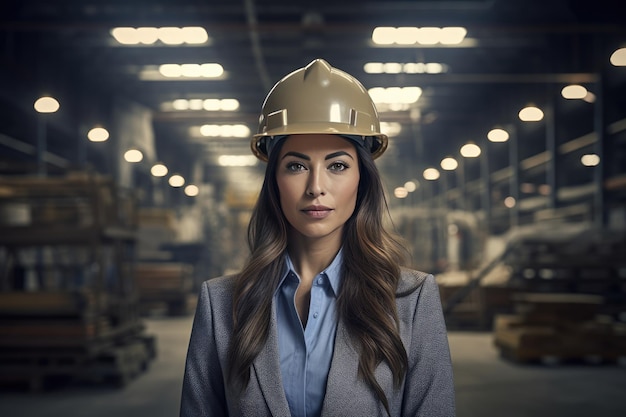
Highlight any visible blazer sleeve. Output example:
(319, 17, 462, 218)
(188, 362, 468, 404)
(402, 274, 456, 417)
(180, 281, 228, 417)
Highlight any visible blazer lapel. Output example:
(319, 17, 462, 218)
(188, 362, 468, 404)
(252, 303, 292, 416)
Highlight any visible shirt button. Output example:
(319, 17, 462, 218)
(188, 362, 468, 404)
(317, 277, 323, 285)
(313, 312, 319, 319)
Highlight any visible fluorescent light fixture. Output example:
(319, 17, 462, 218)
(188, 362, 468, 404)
(610, 47, 626, 66)
(184, 185, 200, 196)
(364, 62, 448, 74)
(34, 96, 60, 113)
(162, 98, 240, 112)
(487, 128, 509, 143)
(372, 26, 467, 45)
(394, 187, 409, 198)
(368, 86, 422, 104)
(169, 174, 185, 187)
(151, 163, 168, 177)
(561, 84, 588, 99)
(440, 157, 458, 170)
(124, 149, 143, 163)
(519, 106, 544, 122)
(460, 143, 481, 158)
(111, 26, 209, 45)
(423, 168, 440, 180)
(581, 154, 600, 167)
(404, 181, 418, 192)
(87, 127, 109, 142)
(218, 155, 258, 167)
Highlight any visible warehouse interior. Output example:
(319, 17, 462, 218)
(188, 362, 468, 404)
(0, 0, 625, 416)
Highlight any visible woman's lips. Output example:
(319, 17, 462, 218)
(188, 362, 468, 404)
(302, 205, 332, 218)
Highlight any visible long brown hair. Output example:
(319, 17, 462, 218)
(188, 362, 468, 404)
(228, 137, 407, 412)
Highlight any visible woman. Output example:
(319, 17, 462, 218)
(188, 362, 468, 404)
(181, 59, 456, 417)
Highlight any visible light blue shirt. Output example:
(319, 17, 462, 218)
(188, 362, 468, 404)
(275, 250, 342, 417)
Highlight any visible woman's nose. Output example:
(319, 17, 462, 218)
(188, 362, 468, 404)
(306, 170, 326, 197)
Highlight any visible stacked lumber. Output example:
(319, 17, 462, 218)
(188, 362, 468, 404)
(494, 293, 626, 365)
(0, 291, 156, 391)
(135, 262, 196, 315)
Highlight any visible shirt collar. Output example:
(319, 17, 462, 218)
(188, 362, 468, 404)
(277, 248, 343, 296)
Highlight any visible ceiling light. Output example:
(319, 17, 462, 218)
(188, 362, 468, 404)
(394, 187, 409, 198)
(439, 27, 468, 45)
(124, 149, 143, 163)
(372, 26, 467, 46)
(184, 185, 200, 196)
(404, 181, 418, 192)
(487, 128, 509, 142)
(368, 86, 422, 104)
(380, 122, 402, 137)
(34, 96, 60, 113)
(581, 154, 600, 167)
(364, 62, 448, 74)
(518, 106, 544, 122)
(423, 168, 440, 180)
(561, 84, 588, 99)
(87, 127, 109, 142)
(111, 26, 209, 45)
(169, 174, 185, 187)
(198, 124, 250, 138)
(610, 47, 626, 66)
(504, 196, 516, 208)
(151, 163, 168, 177)
(218, 155, 258, 167)
(440, 157, 458, 170)
(460, 143, 481, 157)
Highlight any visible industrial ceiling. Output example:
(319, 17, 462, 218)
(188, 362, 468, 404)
(0, 0, 625, 207)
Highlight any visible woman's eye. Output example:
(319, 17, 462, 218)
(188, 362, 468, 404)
(329, 162, 348, 171)
(286, 162, 306, 172)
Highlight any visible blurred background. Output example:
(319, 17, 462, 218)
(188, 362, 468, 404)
(0, 0, 625, 416)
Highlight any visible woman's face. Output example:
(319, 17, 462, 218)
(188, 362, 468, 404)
(276, 134, 360, 243)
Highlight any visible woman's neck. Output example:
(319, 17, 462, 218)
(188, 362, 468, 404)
(287, 234, 341, 286)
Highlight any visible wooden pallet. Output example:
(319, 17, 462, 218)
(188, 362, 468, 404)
(0, 333, 156, 391)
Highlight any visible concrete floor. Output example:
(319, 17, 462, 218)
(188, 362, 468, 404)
(1, 316, 625, 417)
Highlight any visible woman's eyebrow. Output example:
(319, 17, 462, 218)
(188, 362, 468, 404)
(282, 151, 310, 160)
(325, 151, 354, 160)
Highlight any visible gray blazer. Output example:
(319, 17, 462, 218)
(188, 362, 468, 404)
(180, 269, 456, 416)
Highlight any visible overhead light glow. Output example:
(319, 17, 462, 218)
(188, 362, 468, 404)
(163, 98, 239, 112)
(34, 96, 60, 113)
(151, 163, 168, 177)
(184, 184, 200, 196)
(504, 196, 516, 208)
(159, 63, 223, 78)
(561, 84, 588, 99)
(199, 124, 250, 138)
(124, 149, 143, 163)
(169, 174, 185, 187)
(372, 26, 466, 45)
(581, 153, 600, 167)
(404, 181, 418, 192)
(368, 86, 422, 104)
(610, 47, 626, 66)
(380, 122, 402, 137)
(364, 62, 448, 74)
(87, 127, 109, 142)
(111, 26, 209, 45)
(394, 187, 409, 198)
(218, 155, 258, 167)
(440, 157, 458, 170)
(519, 106, 544, 122)
(423, 168, 440, 180)
(487, 128, 509, 143)
(460, 143, 481, 158)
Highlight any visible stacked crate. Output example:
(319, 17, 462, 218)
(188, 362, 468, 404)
(494, 293, 626, 365)
(0, 172, 156, 390)
(135, 262, 196, 315)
